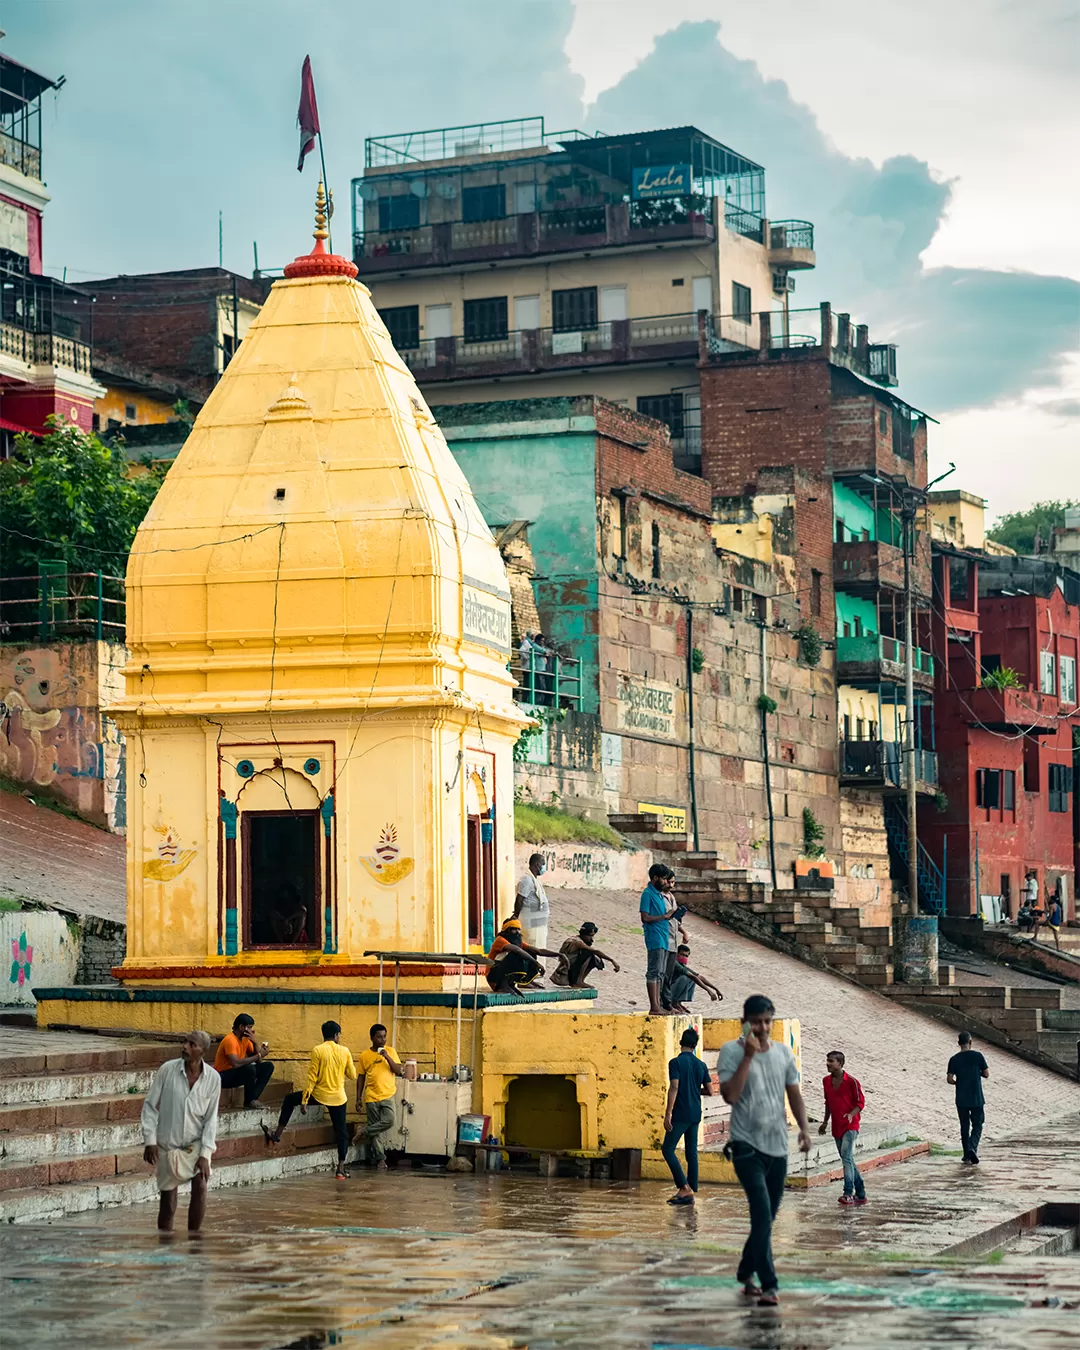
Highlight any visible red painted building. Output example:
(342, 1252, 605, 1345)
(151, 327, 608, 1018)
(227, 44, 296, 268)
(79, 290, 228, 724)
(922, 546, 1080, 920)
(0, 48, 103, 449)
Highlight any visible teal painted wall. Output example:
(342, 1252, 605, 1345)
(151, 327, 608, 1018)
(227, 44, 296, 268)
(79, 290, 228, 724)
(835, 590, 878, 637)
(438, 405, 601, 713)
(833, 482, 875, 542)
(833, 481, 902, 546)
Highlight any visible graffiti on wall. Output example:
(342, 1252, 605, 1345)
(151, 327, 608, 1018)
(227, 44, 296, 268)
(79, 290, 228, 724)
(0, 646, 127, 831)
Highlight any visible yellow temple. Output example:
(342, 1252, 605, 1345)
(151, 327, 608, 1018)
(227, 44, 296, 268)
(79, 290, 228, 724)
(34, 194, 798, 1175)
(107, 187, 531, 982)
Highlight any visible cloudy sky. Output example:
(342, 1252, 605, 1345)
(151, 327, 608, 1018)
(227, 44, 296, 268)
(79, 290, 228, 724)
(9, 0, 1078, 517)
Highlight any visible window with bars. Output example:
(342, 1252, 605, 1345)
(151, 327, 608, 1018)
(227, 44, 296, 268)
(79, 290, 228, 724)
(378, 195, 421, 231)
(732, 281, 752, 324)
(463, 297, 508, 343)
(552, 286, 598, 333)
(1049, 763, 1073, 813)
(636, 393, 685, 438)
(462, 183, 506, 222)
(1040, 650, 1056, 694)
(378, 305, 420, 351)
(1003, 769, 1015, 812)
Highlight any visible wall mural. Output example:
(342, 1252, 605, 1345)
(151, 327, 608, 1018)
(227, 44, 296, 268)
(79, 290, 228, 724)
(359, 823, 414, 887)
(142, 820, 197, 883)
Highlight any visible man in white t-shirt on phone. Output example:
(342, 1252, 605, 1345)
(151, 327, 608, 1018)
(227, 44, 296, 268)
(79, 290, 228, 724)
(718, 993, 812, 1307)
(514, 852, 550, 951)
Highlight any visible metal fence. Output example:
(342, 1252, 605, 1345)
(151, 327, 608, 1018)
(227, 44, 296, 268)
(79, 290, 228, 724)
(0, 571, 125, 641)
(510, 650, 582, 710)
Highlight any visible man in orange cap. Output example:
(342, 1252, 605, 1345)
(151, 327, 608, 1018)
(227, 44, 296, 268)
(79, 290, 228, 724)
(484, 917, 567, 992)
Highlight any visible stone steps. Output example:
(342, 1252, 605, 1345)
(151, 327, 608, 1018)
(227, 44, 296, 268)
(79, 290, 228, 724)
(0, 1033, 342, 1221)
(0, 1096, 314, 1162)
(0, 1118, 337, 1194)
(0, 1140, 344, 1223)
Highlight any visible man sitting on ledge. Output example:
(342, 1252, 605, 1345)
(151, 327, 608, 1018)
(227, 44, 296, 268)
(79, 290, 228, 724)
(550, 922, 621, 989)
(214, 1013, 274, 1107)
(485, 917, 567, 992)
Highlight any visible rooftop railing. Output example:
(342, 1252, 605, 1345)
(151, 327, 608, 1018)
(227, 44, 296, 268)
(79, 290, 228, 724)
(0, 571, 125, 642)
(0, 128, 40, 179)
(510, 649, 582, 710)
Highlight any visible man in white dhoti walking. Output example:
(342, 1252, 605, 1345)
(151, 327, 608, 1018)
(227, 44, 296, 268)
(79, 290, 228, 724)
(141, 1030, 221, 1233)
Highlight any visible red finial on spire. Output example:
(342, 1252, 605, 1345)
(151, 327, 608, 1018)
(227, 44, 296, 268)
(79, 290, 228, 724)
(284, 181, 358, 279)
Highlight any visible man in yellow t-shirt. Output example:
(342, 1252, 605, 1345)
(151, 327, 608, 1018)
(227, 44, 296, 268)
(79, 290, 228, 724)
(262, 1020, 356, 1180)
(356, 1023, 404, 1170)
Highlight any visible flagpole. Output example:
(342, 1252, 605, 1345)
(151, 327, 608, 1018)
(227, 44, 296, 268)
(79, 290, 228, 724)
(317, 132, 332, 253)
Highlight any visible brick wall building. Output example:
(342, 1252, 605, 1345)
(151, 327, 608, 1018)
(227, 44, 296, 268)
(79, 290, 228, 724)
(73, 269, 270, 403)
(698, 302, 933, 912)
(436, 394, 882, 905)
(922, 544, 1079, 919)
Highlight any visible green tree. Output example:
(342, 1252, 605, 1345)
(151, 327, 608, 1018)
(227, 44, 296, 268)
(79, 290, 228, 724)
(986, 499, 1077, 555)
(0, 416, 164, 581)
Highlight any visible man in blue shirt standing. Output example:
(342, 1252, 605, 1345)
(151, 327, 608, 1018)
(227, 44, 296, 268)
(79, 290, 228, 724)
(640, 862, 680, 1015)
(663, 1026, 714, 1205)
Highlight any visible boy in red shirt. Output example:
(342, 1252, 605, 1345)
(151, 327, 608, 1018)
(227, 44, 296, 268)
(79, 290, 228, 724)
(819, 1050, 866, 1206)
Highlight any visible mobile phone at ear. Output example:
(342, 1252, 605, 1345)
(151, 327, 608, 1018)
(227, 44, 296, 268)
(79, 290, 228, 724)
(742, 1021, 752, 1039)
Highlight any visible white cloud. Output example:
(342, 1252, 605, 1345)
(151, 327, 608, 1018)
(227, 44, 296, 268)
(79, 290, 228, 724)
(566, 0, 1080, 278)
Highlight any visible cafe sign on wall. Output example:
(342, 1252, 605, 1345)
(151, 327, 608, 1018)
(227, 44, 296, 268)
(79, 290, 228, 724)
(615, 674, 681, 740)
(632, 164, 692, 200)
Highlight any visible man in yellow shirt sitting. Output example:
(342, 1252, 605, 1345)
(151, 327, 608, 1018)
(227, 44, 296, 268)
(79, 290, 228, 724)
(262, 1020, 356, 1180)
(356, 1023, 404, 1171)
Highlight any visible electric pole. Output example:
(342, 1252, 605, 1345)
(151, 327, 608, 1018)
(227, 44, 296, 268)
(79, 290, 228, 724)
(902, 495, 918, 916)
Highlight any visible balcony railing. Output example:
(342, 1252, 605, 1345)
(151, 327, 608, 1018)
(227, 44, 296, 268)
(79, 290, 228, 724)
(723, 203, 763, 241)
(0, 129, 41, 180)
(0, 323, 92, 374)
(833, 536, 932, 598)
(0, 571, 125, 642)
(398, 311, 705, 383)
(836, 634, 934, 677)
(840, 739, 937, 788)
(353, 198, 717, 273)
(511, 651, 582, 710)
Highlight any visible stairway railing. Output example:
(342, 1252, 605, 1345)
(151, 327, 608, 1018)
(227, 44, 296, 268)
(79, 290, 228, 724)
(884, 800, 945, 914)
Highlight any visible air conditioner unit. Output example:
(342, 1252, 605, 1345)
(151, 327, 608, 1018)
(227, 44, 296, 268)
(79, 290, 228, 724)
(771, 270, 795, 295)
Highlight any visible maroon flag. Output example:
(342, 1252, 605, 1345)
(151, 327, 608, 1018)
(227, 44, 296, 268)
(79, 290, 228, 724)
(297, 55, 320, 172)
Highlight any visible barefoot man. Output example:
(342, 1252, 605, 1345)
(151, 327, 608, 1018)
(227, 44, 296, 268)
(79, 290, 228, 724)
(142, 1030, 221, 1234)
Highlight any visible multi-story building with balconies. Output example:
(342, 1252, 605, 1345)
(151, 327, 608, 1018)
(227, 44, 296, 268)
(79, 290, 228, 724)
(0, 48, 103, 448)
(921, 498, 1079, 921)
(352, 116, 815, 472)
(701, 305, 939, 909)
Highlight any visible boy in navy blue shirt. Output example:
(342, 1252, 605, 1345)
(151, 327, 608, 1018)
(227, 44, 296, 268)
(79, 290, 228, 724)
(662, 1026, 714, 1205)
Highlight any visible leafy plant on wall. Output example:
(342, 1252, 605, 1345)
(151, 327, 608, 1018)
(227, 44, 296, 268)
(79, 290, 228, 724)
(797, 623, 823, 667)
(802, 808, 827, 860)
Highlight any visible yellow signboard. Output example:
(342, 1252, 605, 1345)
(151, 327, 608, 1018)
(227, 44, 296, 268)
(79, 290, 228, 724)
(638, 802, 687, 834)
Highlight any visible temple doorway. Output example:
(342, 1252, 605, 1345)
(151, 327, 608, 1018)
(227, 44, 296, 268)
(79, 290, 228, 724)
(242, 809, 321, 948)
(466, 766, 495, 948)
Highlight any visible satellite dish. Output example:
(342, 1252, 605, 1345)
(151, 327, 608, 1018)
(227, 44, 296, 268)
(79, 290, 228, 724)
(358, 182, 379, 202)
(409, 179, 428, 198)
(435, 178, 458, 200)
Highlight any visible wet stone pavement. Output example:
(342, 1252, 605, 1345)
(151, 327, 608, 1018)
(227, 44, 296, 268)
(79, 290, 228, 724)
(3, 1116, 1078, 1350)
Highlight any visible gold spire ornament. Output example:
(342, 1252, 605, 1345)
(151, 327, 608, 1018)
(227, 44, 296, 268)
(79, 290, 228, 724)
(313, 181, 329, 242)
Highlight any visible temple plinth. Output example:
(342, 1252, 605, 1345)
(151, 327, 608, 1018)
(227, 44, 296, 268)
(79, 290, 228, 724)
(108, 200, 529, 986)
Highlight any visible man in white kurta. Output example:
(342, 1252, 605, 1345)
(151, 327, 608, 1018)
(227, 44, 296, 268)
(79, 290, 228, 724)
(514, 852, 550, 951)
(141, 1030, 221, 1232)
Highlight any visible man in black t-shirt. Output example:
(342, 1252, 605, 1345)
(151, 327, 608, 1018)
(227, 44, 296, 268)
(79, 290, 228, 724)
(947, 1032, 989, 1164)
